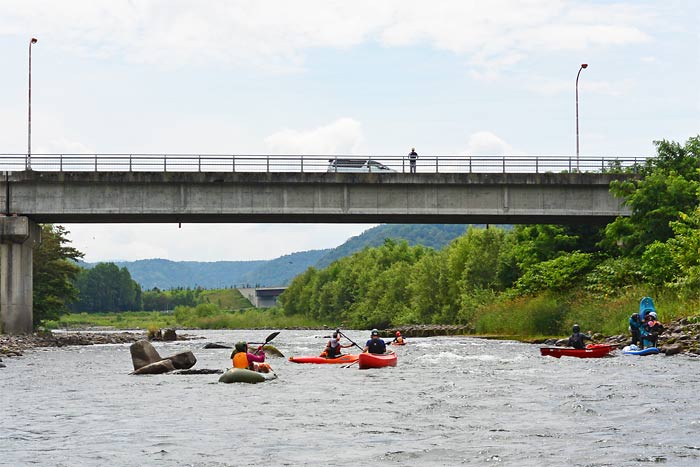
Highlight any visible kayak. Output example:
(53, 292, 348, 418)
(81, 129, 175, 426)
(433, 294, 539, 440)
(540, 344, 616, 359)
(622, 345, 660, 356)
(288, 354, 359, 365)
(358, 352, 397, 369)
(219, 368, 277, 384)
(390, 341, 407, 346)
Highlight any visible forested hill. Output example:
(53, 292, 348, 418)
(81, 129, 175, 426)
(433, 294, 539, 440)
(83, 249, 330, 290)
(83, 224, 473, 289)
(314, 224, 471, 268)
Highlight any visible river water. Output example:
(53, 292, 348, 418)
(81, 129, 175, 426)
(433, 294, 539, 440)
(2, 329, 700, 466)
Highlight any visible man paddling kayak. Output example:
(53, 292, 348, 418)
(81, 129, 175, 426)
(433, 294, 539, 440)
(363, 329, 388, 354)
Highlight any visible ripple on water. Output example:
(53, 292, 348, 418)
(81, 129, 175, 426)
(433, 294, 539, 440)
(2, 330, 700, 466)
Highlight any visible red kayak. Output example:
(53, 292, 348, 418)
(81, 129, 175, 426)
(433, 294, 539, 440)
(540, 343, 616, 359)
(288, 354, 359, 364)
(358, 352, 397, 369)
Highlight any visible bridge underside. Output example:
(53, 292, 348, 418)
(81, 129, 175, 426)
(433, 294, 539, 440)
(21, 213, 618, 225)
(2, 171, 631, 225)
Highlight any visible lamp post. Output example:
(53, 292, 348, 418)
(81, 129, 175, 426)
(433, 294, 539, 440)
(28, 37, 38, 170)
(575, 63, 588, 171)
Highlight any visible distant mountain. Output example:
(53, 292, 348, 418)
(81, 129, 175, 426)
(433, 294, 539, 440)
(85, 249, 330, 290)
(84, 224, 476, 289)
(314, 224, 471, 268)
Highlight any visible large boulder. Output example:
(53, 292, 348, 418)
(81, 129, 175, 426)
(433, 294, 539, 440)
(203, 342, 232, 349)
(130, 340, 162, 371)
(164, 351, 197, 370)
(662, 343, 684, 356)
(162, 329, 178, 341)
(132, 359, 175, 375)
(261, 344, 285, 358)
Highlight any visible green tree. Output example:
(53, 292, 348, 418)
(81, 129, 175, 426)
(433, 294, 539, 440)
(73, 262, 142, 312)
(604, 136, 700, 256)
(33, 225, 84, 326)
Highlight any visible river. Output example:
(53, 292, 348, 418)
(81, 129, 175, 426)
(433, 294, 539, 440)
(2, 329, 699, 466)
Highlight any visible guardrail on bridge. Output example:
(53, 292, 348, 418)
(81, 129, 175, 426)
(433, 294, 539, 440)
(0, 154, 648, 174)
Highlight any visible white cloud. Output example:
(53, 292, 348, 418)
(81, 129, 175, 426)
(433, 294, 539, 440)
(463, 131, 514, 155)
(0, 0, 654, 76)
(264, 118, 364, 155)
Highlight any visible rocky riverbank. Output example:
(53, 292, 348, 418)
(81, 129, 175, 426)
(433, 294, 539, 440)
(0, 331, 145, 362)
(543, 316, 700, 357)
(0, 328, 200, 367)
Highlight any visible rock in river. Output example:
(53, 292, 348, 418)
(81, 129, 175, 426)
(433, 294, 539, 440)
(130, 340, 163, 371)
(132, 359, 176, 375)
(164, 351, 197, 370)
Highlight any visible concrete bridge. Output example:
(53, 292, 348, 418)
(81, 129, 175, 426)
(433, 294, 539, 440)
(0, 154, 642, 333)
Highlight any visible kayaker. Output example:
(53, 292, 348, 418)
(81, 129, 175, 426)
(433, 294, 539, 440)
(641, 312, 663, 349)
(567, 324, 592, 350)
(231, 341, 269, 372)
(363, 329, 387, 354)
(628, 313, 642, 346)
(390, 331, 405, 345)
(322, 331, 352, 358)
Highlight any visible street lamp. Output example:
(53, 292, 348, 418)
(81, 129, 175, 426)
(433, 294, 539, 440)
(575, 63, 588, 171)
(28, 37, 38, 170)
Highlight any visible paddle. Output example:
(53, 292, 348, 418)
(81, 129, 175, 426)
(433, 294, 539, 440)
(337, 330, 365, 353)
(252, 331, 281, 355)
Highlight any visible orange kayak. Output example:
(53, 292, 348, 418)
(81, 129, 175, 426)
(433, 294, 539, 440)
(288, 354, 359, 364)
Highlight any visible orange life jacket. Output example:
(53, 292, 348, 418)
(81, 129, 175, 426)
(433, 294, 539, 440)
(233, 351, 252, 370)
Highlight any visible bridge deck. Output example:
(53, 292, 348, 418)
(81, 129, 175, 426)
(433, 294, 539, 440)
(0, 171, 633, 224)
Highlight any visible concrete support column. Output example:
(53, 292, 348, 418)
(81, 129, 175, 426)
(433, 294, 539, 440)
(0, 216, 41, 334)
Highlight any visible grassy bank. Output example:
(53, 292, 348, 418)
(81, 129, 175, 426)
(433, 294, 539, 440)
(473, 285, 700, 338)
(44, 306, 324, 331)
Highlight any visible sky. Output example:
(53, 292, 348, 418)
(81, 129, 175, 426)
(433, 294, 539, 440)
(1, 0, 698, 262)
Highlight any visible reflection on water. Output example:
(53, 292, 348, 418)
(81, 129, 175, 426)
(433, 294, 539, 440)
(2, 330, 700, 466)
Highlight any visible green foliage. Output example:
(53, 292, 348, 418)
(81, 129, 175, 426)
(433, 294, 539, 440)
(142, 287, 201, 311)
(665, 207, 700, 291)
(584, 257, 644, 297)
(640, 241, 679, 286)
(33, 225, 84, 326)
(199, 288, 254, 309)
(475, 294, 568, 336)
(315, 224, 470, 268)
(173, 303, 322, 329)
(605, 136, 700, 256)
(513, 252, 594, 295)
(45, 311, 176, 330)
(73, 262, 142, 312)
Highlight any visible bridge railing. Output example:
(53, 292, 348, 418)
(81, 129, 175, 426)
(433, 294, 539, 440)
(0, 154, 648, 174)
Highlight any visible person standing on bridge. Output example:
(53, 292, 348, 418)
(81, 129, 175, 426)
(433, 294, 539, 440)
(408, 148, 418, 173)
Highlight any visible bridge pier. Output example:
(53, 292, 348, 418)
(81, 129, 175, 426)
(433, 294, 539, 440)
(0, 216, 41, 334)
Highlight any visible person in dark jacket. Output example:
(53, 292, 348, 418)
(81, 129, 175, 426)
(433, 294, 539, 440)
(567, 324, 592, 349)
(363, 329, 387, 354)
(628, 313, 642, 346)
(408, 148, 418, 173)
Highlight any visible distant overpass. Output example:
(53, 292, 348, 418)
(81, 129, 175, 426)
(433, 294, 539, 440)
(0, 153, 643, 333)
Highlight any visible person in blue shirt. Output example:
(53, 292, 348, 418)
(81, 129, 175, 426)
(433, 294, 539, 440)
(628, 313, 642, 346)
(363, 329, 387, 354)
